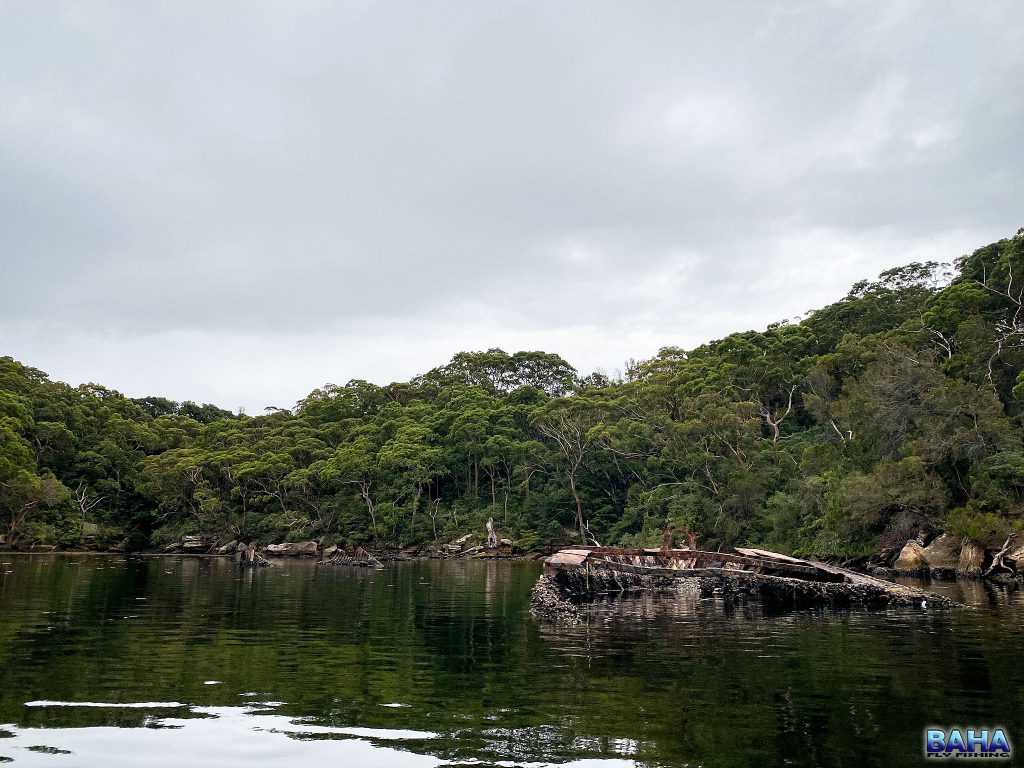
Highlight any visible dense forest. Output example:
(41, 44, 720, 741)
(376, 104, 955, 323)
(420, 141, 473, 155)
(3, 231, 1024, 559)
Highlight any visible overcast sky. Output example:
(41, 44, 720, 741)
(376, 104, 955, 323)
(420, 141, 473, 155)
(1, 2, 1021, 412)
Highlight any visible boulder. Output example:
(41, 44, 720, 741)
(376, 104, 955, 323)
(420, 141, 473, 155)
(452, 534, 473, 549)
(893, 540, 927, 572)
(236, 541, 247, 552)
(322, 545, 338, 558)
(922, 534, 961, 573)
(181, 535, 216, 553)
(957, 540, 986, 577)
(216, 540, 238, 555)
(265, 541, 318, 557)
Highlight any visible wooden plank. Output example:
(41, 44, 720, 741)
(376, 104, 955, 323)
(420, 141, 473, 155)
(735, 547, 812, 565)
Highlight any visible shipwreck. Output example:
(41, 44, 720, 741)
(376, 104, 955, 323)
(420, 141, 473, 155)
(532, 543, 957, 621)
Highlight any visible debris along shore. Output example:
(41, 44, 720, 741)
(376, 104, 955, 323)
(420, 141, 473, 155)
(531, 545, 957, 622)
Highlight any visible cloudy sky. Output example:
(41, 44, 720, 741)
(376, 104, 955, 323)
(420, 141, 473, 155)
(1, 2, 1021, 412)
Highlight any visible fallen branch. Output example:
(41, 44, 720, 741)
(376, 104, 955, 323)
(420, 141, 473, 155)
(984, 532, 1018, 577)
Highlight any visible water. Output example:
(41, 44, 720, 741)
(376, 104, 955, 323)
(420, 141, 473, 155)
(0, 555, 1021, 767)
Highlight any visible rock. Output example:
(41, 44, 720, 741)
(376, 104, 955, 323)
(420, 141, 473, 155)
(957, 540, 986, 577)
(922, 534, 960, 574)
(322, 545, 338, 558)
(181, 535, 216, 553)
(893, 540, 927, 572)
(216, 540, 238, 555)
(499, 538, 513, 547)
(452, 534, 473, 549)
(236, 541, 247, 552)
(265, 541, 318, 557)
(163, 542, 181, 553)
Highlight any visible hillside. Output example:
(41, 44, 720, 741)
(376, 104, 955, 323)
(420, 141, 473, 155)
(3, 231, 1023, 560)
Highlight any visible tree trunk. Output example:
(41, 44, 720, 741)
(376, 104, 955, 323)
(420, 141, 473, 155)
(411, 485, 422, 536)
(360, 483, 378, 538)
(569, 472, 586, 544)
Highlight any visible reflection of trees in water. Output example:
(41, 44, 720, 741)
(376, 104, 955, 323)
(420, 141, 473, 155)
(1, 557, 1023, 768)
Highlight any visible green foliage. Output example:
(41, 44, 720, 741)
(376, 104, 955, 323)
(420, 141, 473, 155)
(3, 231, 1024, 555)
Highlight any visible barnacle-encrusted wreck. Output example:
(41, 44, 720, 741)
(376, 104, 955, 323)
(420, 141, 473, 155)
(531, 545, 955, 621)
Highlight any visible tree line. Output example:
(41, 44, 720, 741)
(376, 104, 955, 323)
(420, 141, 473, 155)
(3, 231, 1024, 558)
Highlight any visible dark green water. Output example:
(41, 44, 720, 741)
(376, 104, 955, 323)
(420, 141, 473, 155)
(0, 555, 1021, 767)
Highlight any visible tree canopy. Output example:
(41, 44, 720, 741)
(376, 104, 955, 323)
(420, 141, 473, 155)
(3, 231, 1024, 557)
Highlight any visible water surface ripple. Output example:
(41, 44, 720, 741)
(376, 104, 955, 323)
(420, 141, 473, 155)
(0, 555, 1020, 767)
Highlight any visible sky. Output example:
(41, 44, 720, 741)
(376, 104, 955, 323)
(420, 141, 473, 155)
(1, 2, 1022, 413)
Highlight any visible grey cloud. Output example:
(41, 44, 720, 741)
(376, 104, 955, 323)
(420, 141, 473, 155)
(1, 1, 1021, 406)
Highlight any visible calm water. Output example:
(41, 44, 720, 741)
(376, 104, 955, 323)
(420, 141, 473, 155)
(0, 555, 1021, 767)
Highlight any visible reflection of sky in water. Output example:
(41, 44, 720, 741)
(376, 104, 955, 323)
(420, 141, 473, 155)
(1, 557, 1023, 768)
(2, 702, 633, 767)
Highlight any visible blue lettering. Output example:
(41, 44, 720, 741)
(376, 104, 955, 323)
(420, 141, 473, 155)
(989, 729, 1011, 754)
(926, 730, 946, 753)
(966, 729, 988, 753)
(946, 729, 966, 753)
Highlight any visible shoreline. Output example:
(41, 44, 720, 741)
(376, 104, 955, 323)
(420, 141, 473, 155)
(0, 548, 547, 562)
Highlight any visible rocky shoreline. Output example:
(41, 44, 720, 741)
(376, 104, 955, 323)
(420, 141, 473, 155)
(150, 532, 540, 563)
(5, 531, 1024, 583)
(875, 533, 1024, 583)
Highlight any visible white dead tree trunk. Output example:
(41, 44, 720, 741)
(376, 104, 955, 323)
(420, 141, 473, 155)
(756, 386, 797, 443)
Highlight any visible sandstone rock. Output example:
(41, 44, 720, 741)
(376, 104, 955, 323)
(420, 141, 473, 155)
(893, 540, 927, 572)
(957, 540, 986, 577)
(236, 541, 247, 552)
(216, 540, 238, 555)
(181, 535, 216, 553)
(322, 545, 338, 558)
(452, 534, 473, 549)
(265, 541, 318, 557)
(922, 534, 960, 573)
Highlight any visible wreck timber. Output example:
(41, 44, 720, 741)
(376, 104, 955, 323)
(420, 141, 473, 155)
(544, 546, 847, 582)
(533, 545, 957, 621)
